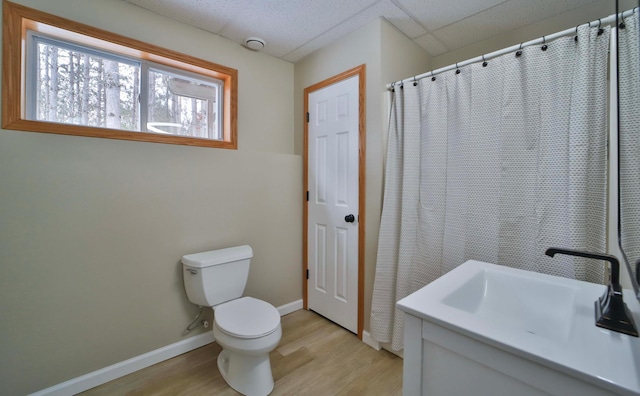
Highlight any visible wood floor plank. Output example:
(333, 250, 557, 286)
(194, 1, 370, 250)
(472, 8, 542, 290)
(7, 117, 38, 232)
(80, 310, 402, 395)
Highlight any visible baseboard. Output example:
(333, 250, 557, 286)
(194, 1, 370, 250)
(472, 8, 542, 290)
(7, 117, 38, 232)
(29, 331, 214, 396)
(362, 331, 381, 351)
(278, 299, 303, 316)
(30, 299, 303, 396)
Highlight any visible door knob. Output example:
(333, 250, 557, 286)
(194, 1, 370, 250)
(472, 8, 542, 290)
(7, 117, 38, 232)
(345, 214, 355, 223)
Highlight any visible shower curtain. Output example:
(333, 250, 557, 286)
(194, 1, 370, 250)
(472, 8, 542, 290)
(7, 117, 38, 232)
(371, 24, 611, 351)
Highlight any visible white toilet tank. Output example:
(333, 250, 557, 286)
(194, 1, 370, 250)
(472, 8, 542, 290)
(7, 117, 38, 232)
(182, 245, 252, 307)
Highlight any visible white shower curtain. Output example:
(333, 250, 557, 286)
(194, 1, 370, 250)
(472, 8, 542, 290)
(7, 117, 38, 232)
(371, 24, 611, 351)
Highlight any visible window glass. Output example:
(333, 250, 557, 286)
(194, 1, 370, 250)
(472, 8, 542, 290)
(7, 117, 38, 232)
(147, 68, 221, 140)
(31, 35, 141, 131)
(28, 34, 223, 139)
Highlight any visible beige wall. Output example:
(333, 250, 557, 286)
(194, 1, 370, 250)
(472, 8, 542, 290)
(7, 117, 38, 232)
(294, 18, 431, 335)
(0, 1, 300, 395)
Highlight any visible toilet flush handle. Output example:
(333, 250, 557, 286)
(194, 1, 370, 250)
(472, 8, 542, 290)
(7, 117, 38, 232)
(186, 268, 198, 275)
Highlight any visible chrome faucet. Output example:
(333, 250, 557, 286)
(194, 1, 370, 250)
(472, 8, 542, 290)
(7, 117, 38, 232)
(545, 247, 638, 337)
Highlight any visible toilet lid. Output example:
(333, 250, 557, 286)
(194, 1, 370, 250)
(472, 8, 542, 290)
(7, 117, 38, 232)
(215, 297, 280, 339)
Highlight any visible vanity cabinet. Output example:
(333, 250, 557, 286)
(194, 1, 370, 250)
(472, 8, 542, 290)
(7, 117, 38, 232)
(397, 260, 640, 396)
(402, 313, 620, 396)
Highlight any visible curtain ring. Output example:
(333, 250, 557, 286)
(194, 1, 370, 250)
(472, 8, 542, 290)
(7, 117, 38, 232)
(391, 81, 396, 92)
(400, 82, 404, 90)
(413, 76, 417, 86)
(516, 43, 523, 57)
(482, 54, 488, 67)
(597, 19, 604, 36)
(574, 26, 579, 42)
(541, 36, 548, 51)
(431, 71, 436, 82)
(455, 62, 461, 75)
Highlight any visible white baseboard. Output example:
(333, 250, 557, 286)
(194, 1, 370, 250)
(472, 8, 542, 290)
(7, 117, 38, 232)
(362, 331, 381, 351)
(277, 299, 303, 316)
(30, 299, 303, 396)
(29, 331, 214, 396)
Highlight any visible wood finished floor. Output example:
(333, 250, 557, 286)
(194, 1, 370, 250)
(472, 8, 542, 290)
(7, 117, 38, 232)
(80, 309, 403, 395)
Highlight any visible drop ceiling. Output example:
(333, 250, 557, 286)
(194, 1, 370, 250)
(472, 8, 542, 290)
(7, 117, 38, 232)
(124, 0, 602, 63)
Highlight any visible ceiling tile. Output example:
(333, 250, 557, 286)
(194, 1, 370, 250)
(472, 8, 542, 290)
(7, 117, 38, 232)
(378, 1, 428, 39)
(395, 0, 507, 31)
(218, 0, 381, 58)
(283, 0, 424, 62)
(125, 0, 252, 34)
(432, 0, 599, 51)
(414, 34, 449, 56)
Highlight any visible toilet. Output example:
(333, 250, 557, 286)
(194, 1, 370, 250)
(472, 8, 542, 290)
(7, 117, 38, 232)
(182, 245, 281, 396)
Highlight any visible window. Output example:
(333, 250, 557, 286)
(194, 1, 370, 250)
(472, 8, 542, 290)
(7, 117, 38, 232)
(2, 1, 237, 149)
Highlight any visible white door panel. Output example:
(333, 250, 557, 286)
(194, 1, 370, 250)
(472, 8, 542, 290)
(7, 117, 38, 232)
(308, 75, 359, 333)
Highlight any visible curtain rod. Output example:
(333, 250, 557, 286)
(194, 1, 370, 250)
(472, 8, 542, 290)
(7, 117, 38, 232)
(386, 7, 638, 90)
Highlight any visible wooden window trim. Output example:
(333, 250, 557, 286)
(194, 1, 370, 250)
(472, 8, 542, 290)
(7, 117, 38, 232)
(2, 0, 238, 149)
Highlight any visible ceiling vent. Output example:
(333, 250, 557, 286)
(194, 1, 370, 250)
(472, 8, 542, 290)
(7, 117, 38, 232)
(244, 37, 266, 51)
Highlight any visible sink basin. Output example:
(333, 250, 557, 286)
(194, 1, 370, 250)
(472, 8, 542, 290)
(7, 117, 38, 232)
(397, 260, 640, 395)
(441, 267, 578, 342)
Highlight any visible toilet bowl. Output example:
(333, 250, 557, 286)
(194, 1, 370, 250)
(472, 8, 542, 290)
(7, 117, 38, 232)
(213, 297, 281, 396)
(181, 246, 281, 396)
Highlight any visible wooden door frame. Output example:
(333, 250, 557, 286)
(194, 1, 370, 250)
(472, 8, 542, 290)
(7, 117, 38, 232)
(303, 64, 366, 339)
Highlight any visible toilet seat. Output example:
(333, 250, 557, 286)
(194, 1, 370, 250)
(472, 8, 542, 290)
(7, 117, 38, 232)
(215, 296, 280, 339)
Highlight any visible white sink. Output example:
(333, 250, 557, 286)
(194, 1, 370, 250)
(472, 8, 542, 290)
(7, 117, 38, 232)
(397, 260, 640, 396)
(441, 267, 578, 342)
